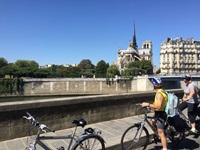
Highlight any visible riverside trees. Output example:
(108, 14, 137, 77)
(0, 57, 152, 78)
(0, 57, 119, 78)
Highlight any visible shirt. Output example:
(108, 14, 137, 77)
(184, 81, 199, 104)
(154, 88, 168, 111)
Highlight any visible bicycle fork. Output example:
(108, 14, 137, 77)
(133, 120, 146, 142)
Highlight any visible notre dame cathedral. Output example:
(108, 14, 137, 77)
(115, 24, 153, 75)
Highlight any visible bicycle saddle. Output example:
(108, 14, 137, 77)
(72, 119, 87, 127)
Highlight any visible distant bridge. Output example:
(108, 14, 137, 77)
(148, 74, 200, 81)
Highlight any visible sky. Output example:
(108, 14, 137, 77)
(0, 0, 200, 68)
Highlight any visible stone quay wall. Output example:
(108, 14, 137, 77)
(0, 89, 184, 142)
(22, 76, 182, 96)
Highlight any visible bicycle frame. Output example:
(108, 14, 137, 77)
(28, 125, 81, 150)
(135, 112, 160, 142)
(24, 112, 105, 150)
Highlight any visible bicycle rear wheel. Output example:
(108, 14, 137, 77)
(168, 131, 184, 144)
(72, 134, 105, 150)
(121, 124, 149, 150)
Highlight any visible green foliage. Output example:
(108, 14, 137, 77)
(0, 63, 17, 77)
(14, 60, 39, 77)
(0, 58, 113, 78)
(78, 59, 95, 70)
(125, 68, 146, 76)
(15, 60, 39, 69)
(0, 78, 23, 95)
(78, 59, 95, 78)
(95, 60, 109, 78)
(55, 66, 82, 78)
(0, 57, 8, 68)
(127, 60, 153, 75)
(34, 68, 50, 78)
(106, 65, 120, 78)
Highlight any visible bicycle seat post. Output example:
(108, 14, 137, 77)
(67, 125, 78, 150)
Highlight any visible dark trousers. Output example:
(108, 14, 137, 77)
(178, 102, 199, 124)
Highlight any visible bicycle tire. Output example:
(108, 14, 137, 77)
(121, 124, 149, 150)
(72, 134, 105, 150)
(168, 130, 184, 144)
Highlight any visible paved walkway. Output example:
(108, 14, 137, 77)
(0, 114, 154, 150)
(0, 109, 198, 150)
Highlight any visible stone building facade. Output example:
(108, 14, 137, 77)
(115, 24, 152, 75)
(160, 37, 200, 74)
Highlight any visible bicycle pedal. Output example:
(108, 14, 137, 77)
(57, 146, 65, 150)
(153, 135, 160, 144)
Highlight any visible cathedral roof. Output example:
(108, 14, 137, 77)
(120, 46, 138, 55)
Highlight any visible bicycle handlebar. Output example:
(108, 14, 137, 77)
(136, 103, 151, 111)
(23, 112, 55, 133)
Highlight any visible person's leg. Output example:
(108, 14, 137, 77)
(194, 103, 199, 117)
(188, 103, 198, 133)
(157, 116, 168, 149)
(157, 128, 167, 150)
(178, 101, 187, 111)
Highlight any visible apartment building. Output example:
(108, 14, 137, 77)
(160, 37, 200, 74)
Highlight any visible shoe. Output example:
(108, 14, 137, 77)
(190, 128, 198, 134)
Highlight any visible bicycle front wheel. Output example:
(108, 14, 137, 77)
(72, 134, 105, 150)
(121, 124, 149, 150)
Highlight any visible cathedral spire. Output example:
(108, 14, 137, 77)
(132, 22, 138, 50)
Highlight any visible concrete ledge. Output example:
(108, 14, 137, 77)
(0, 89, 182, 112)
(0, 89, 183, 141)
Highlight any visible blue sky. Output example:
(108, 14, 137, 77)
(0, 0, 200, 68)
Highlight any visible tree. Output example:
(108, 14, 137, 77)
(106, 65, 120, 78)
(139, 60, 153, 74)
(0, 63, 17, 77)
(78, 59, 95, 78)
(78, 59, 95, 70)
(14, 60, 39, 77)
(95, 60, 109, 78)
(0, 57, 8, 68)
(127, 60, 153, 75)
(67, 66, 81, 77)
(15, 60, 39, 69)
(34, 68, 50, 78)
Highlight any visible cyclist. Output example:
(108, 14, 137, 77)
(178, 74, 199, 134)
(142, 77, 168, 150)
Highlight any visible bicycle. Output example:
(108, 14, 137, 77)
(120, 103, 184, 150)
(23, 112, 105, 150)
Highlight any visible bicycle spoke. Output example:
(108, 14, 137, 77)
(121, 125, 149, 150)
(73, 135, 105, 150)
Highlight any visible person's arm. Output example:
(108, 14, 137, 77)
(142, 93, 163, 110)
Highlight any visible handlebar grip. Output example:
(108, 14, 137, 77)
(136, 103, 142, 106)
(47, 127, 55, 133)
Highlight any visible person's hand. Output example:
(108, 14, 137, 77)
(141, 102, 149, 107)
(183, 97, 188, 102)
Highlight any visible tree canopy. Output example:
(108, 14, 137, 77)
(0, 57, 154, 78)
(126, 60, 153, 76)
(0, 57, 8, 68)
(95, 60, 109, 78)
(106, 65, 120, 78)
